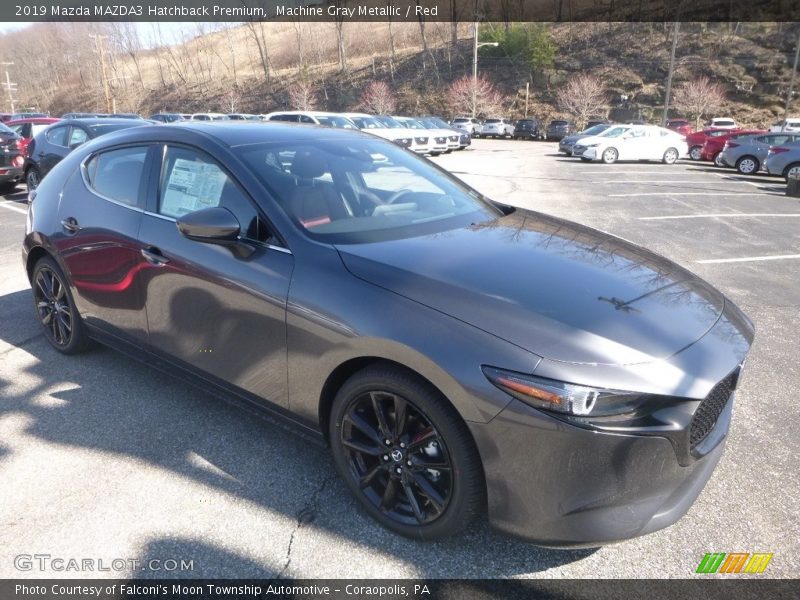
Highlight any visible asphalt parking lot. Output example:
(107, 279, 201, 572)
(0, 139, 797, 579)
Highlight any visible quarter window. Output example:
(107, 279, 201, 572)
(159, 146, 271, 243)
(45, 126, 68, 146)
(84, 146, 148, 207)
(68, 127, 89, 147)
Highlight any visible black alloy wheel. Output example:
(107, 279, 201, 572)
(330, 366, 483, 539)
(32, 257, 90, 354)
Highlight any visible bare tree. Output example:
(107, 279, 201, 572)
(288, 80, 318, 111)
(226, 85, 241, 113)
(448, 74, 504, 117)
(360, 81, 397, 114)
(673, 76, 727, 128)
(244, 20, 271, 86)
(555, 73, 608, 129)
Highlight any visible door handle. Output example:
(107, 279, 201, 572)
(141, 247, 170, 266)
(60, 217, 81, 233)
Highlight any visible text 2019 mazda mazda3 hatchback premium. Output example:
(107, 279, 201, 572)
(22, 122, 753, 546)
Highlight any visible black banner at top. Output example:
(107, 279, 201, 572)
(4, 0, 800, 23)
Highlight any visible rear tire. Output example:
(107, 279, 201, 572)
(31, 256, 92, 355)
(26, 167, 40, 190)
(736, 156, 759, 175)
(713, 152, 725, 167)
(689, 146, 702, 161)
(662, 147, 679, 164)
(783, 162, 800, 182)
(329, 366, 484, 541)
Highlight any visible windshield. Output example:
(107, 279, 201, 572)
(581, 124, 610, 135)
(550, 121, 568, 126)
(599, 126, 629, 138)
(398, 118, 425, 130)
(351, 116, 384, 129)
(429, 117, 451, 129)
(375, 115, 404, 129)
(316, 116, 356, 129)
(235, 137, 499, 244)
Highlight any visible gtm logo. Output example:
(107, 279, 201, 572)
(696, 552, 773, 574)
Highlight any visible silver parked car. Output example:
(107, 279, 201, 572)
(451, 117, 482, 136)
(719, 133, 800, 174)
(763, 141, 800, 180)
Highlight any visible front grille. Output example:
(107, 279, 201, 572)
(689, 370, 739, 451)
(435, 136, 446, 144)
(448, 135, 458, 142)
(415, 137, 429, 144)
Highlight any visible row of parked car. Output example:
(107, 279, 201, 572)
(2, 110, 478, 191)
(450, 116, 583, 141)
(554, 117, 800, 180)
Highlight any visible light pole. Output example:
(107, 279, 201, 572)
(472, 22, 499, 118)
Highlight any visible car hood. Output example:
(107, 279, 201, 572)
(336, 210, 725, 366)
(573, 135, 609, 146)
(561, 133, 591, 144)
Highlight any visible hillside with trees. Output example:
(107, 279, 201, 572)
(1, 21, 798, 128)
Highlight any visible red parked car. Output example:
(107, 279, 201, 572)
(5, 117, 59, 157)
(686, 128, 737, 161)
(700, 129, 766, 167)
(666, 118, 694, 136)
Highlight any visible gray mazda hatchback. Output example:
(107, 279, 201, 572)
(22, 122, 753, 545)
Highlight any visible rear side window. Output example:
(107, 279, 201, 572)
(45, 126, 68, 146)
(84, 146, 148, 207)
(68, 126, 89, 147)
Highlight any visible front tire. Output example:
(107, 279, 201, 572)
(689, 146, 702, 161)
(602, 147, 619, 164)
(736, 156, 759, 175)
(662, 147, 679, 164)
(329, 366, 484, 540)
(713, 152, 725, 167)
(31, 256, 91, 354)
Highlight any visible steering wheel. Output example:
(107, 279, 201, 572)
(385, 188, 413, 204)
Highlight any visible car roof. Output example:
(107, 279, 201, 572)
(7, 117, 59, 125)
(57, 117, 141, 126)
(93, 121, 377, 148)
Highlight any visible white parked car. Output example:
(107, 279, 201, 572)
(451, 116, 482, 136)
(573, 124, 688, 164)
(769, 118, 800, 133)
(341, 113, 431, 155)
(393, 116, 449, 155)
(481, 117, 514, 138)
(262, 111, 357, 129)
(191, 112, 229, 121)
(706, 117, 738, 130)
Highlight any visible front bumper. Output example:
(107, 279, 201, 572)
(468, 396, 730, 547)
(559, 141, 575, 154)
(580, 147, 598, 159)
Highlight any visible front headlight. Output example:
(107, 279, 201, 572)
(482, 366, 648, 416)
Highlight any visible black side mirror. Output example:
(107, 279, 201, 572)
(176, 206, 254, 257)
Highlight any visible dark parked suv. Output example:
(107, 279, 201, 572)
(513, 119, 543, 140)
(0, 121, 24, 188)
(24, 117, 146, 188)
(545, 120, 573, 141)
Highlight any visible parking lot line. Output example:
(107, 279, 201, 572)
(601, 180, 724, 184)
(640, 213, 800, 220)
(608, 192, 757, 197)
(696, 254, 800, 264)
(582, 170, 706, 175)
(0, 201, 27, 215)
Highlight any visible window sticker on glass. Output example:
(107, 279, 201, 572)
(161, 158, 228, 218)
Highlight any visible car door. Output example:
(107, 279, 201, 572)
(54, 143, 153, 342)
(137, 144, 294, 408)
(618, 126, 646, 160)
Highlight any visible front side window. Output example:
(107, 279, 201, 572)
(235, 137, 499, 244)
(159, 146, 271, 243)
(85, 145, 148, 207)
